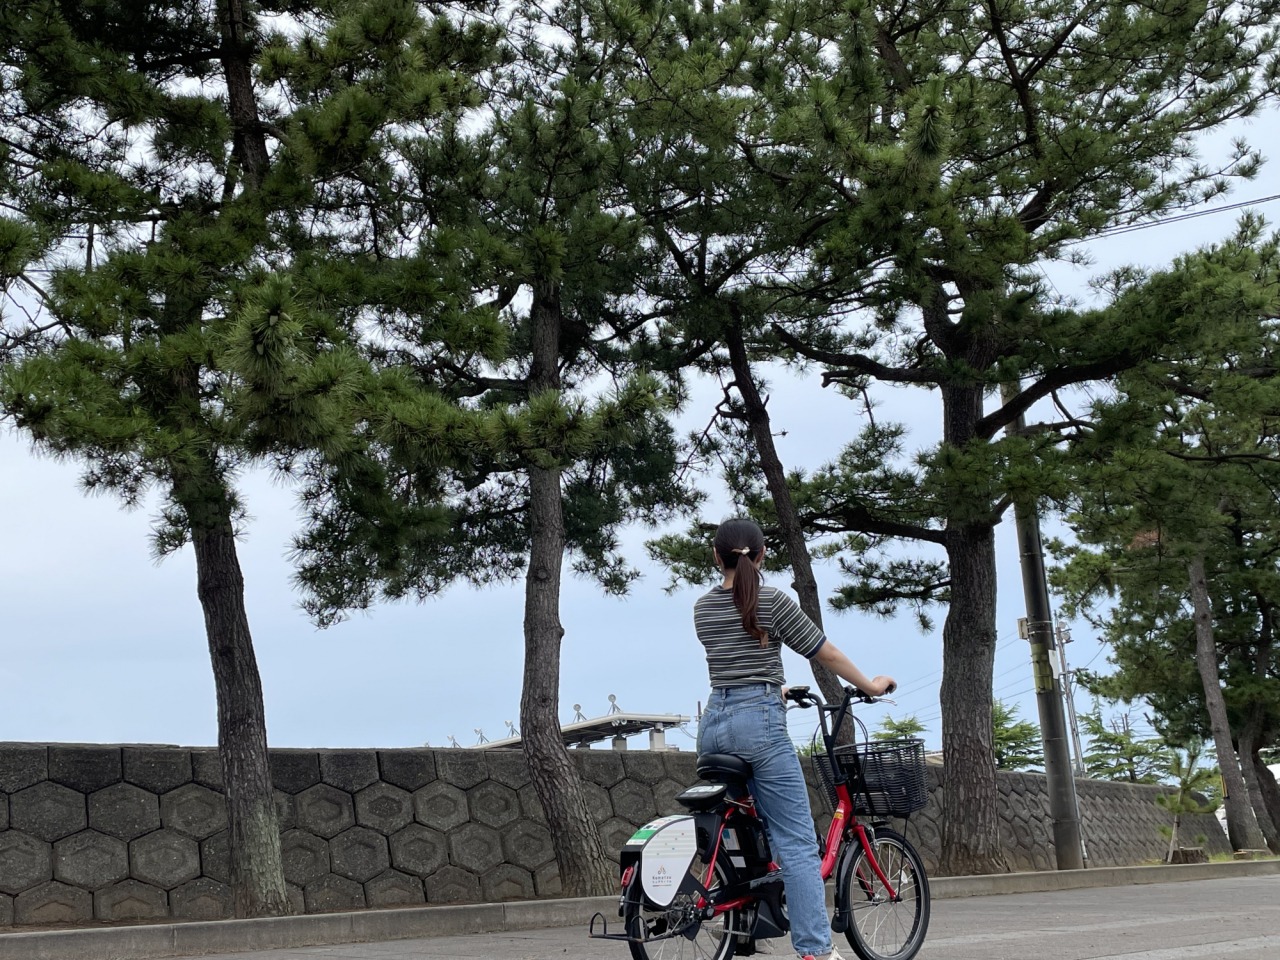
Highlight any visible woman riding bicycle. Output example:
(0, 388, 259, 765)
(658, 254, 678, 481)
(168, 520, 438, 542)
(695, 519, 895, 960)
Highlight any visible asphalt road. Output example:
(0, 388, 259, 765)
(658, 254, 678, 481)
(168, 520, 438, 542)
(171, 874, 1280, 960)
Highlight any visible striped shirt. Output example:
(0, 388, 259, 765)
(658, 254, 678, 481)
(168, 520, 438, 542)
(694, 585, 827, 687)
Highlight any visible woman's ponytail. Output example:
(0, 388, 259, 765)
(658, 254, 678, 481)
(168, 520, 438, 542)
(714, 519, 769, 647)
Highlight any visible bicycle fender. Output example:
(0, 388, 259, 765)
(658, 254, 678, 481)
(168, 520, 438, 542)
(622, 815, 702, 908)
(830, 839, 860, 934)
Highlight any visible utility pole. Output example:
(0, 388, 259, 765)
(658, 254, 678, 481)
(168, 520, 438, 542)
(1055, 621, 1087, 778)
(1002, 382, 1086, 870)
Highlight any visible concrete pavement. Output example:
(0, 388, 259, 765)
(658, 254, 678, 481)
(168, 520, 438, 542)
(1, 860, 1277, 960)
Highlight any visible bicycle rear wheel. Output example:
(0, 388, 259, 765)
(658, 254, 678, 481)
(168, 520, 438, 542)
(841, 827, 930, 960)
(624, 858, 737, 960)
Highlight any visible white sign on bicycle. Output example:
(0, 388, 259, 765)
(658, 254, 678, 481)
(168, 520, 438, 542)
(635, 816, 699, 906)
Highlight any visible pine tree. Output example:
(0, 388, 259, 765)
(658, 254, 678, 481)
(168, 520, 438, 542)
(992, 700, 1043, 771)
(1156, 742, 1219, 862)
(238, 0, 697, 896)
(1055, 226, 1280, 852)
(1079, 706, 1173, 784)
(0, 0, 292, 916)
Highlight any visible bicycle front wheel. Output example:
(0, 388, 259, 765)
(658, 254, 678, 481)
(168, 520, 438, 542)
(624, 857, 737, 960)
(841, 827, 930, 960)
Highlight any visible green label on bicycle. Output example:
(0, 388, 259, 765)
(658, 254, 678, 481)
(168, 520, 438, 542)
(628, 815, 686, 842)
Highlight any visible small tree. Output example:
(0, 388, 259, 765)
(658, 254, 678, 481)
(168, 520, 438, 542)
(875, 715, 928, 742)
(1157, 742, 1219, 862)
(992, 700, 1043, 772)
(1080, 706, 1174, 784)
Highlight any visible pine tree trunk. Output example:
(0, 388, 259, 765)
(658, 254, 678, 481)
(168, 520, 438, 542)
(1186, 554, 1267, 851)
(520, 281, 612, 897)
(1251, 750, 1280, 840)
(217, 0, 269, 189)
(1237, 711, 1280, 853)
(188, 495, 290, 917)
(937, 365, 1006, 875)
(724, 322, 844, 711)
(938, 522, 1007, 874)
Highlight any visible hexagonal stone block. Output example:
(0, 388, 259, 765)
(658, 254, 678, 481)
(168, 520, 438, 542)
(469, 780, 519, 829)
(200, 830, 230, 884)
(170, 877, 231, 920)
(286, 882, 305, 915)
(330, 826, 390, 883)
(363, 869, 425, 908)
(484, 751, 530, 789)
(435, 751, 487, 789)
(664, 752, 698, 782)
(481, 863, 534, 901)
(296, 784, 355, 839)
(447, 822, 502, 874)
(534, 860, 561, 897)
(281, 830, 330, 886)
(94, 878, 167, 921)
(0, 892, 12, 925)
(270, 751, 320, 794)
(48, 745, 121, 793)
(10, 782, 86, 842)
(580, 781, 613, 824)
(354, 783, 413, 835)
(130, 829, 200, 889)
(190, 750, 224, 790)
(621, 751, 667, 785)
(424, 864, 480, 904)
(123, 747, 192, 794)
(319, 751, 379, 793)
(160, 783, 226, 840)
(14, 880, 92, 925)
(413, 781, 468, 831)
(0, 831, 52, 895)
(88, 782, 161, 841)
(1, 794, 8, 831)
(378, 750, 436, 791)
(575, 751, 625, 788)
(304, 873, 364, 913)
(518, 783, 544, 822)
(611, 781, 656, 824)
(389, 824, 447, 878)
(654, 779, 688, 816)
(53, 830, 128, 890)
(275, 790, 297, 831)
(0, 745, 47, 793)
(600, 816, 640, 857)
(502, 820, 554, 871)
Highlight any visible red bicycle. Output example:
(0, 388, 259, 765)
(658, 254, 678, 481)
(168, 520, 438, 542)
(590, 684, 931, 960)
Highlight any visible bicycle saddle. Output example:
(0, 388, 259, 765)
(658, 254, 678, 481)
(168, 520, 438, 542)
(695, 752, 752, 784)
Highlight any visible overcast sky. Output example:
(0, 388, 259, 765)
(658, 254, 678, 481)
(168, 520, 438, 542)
(3, 115, 1277, 758)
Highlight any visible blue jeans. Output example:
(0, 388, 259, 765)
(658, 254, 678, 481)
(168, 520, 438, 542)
(697, 683, 831, 958)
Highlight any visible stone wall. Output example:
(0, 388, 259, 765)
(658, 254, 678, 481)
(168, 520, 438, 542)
(0, 742, 1229, 927)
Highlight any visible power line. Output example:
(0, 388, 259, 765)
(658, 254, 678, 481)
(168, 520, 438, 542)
(1087, 193, 1280, 241)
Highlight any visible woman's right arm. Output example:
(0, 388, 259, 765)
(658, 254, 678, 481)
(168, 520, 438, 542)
(813, 640, 895, 696)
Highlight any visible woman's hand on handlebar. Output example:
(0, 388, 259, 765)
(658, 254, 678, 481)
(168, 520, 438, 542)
(867, 675, 897, 696)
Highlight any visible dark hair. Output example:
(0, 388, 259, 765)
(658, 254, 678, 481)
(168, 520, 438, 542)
(714, 519, 767, 646)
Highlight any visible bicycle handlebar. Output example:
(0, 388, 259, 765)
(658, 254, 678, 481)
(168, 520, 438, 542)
(784, 683, 896, 708)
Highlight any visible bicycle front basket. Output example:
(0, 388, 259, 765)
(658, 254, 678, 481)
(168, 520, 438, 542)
(832, 738, 928, 818)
